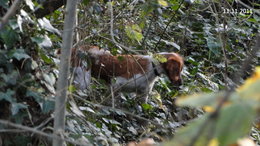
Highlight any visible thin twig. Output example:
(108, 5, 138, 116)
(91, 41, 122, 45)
(141, 12, 156, 52)
(0, 119, 86, 145)
(0, 0, 22, 30)
(210, 2, 229, 87)
(153, 0, 185, 51)
(108, 0, 138, 54)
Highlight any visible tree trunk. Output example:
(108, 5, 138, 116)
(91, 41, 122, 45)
(53, 0, 77, 146)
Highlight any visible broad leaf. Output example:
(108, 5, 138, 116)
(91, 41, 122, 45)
(176, 92, 225, 108)
(11, 103, 28, 115)
(0, 26, 19, 48)
(164, 101, 256, 146)
(11, 49, 30, 61)
(215, 102, 255, 145)
(0, 89, 15, 103)
(42, 100, 54, 113)
(1, 71, 19, 85)
(125, 24, 143, 42)
(158, 0, 168, 7)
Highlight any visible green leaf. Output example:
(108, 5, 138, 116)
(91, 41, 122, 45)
(43, 73, 56, 86)
(247, 18, 257, 23)
(141, 103, 153, 111)
(171, 4, 179, 11)
(215, 102, 255, 145)
(31, 36, 44, 45)
(186, 57, 199, 66)
(9, 19, 19, 30)
(0, 0, 8, 9)
(0, 26, 19, 48)
(42, 100, 54, 113)
(176, 92, 225, 108)
(11, 103, 27, 115)
(25, 0, 34, 10)
(68, 85, 77, 93)
(158, 0, 168, 7)
(40, 52, 54, 64)
(206, 36, 221, 56)
(11, 49, 30, 61)
(26, 90, 42, 104)
(1, 71, 19, 85)
(0, 89, 15, 103)
(164, 101, 256, 146)
(153, 54, 167, 63)
(82, 0, 90, 5)
(238, 80, 260, 101)
(125, 24, 143, 42)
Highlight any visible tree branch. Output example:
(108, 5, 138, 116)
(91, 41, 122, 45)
(0, 0, 22, 30)
(0, 119, 84, 145)
(53, 0, 78, 145)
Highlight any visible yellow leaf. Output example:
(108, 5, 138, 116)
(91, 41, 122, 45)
(237, 66, 260, 92)
(208, 138, 219, 146)
(158, 0, 168, 7)
(68, 85, 76, 93)
(203, 106, 215, 113)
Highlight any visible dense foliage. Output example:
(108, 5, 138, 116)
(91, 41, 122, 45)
(0, 0, 259, 145)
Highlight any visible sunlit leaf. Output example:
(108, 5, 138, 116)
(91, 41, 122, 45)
(153, 54, 167, 63)
(125, 24, 143, 42)
(208, 138, 219, 146)
(43, 73, 56, 86)
(38, 18, 61, 35)
(237, 66, 260, 93)
(197, 73, 219, 91)
(202, 105, 215, 113)
(68, 85, 77, 93)
(17, 15, 23, 32)
(39, 52, 54, 65)
(79, 106, 95, 113)
(158, 0, 168, 7)
(142, 103, 153, 111)
(70, 100, 85, 117)
(171, 4, 179, 11)
(25, 0, 34, 10)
